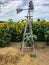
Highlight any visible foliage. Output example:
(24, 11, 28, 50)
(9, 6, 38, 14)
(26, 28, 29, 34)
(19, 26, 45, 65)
(32, 19, 49, 41)
(45, 30, 49, 45)
(30, 54, 36, 58)
(0, 26, 11, 47)
(15, 22, 24, 41)
(7, 19, 25, 42)
(24, 33, 37, 46)
(0, 18, 49, 47)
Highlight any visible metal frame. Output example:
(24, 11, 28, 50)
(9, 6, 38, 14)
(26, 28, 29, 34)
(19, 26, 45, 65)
(21, 9, 36, 55)
(17, 0, 36, 55)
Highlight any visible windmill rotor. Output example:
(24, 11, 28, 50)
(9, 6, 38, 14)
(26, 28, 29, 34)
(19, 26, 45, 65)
(28, 0, 34, 10)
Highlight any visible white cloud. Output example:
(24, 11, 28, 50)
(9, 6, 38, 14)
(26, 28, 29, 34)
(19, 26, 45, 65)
(0, 0, 49, 21)
(0, 0, 23, 16)
(33, 0, 49, 6)
(0, 0, 5, 2)
(34, 5, 49, 13)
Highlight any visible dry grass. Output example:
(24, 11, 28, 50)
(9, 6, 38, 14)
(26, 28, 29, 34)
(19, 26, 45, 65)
(0, 47, 21, 65)
(0, 42, 49, 65)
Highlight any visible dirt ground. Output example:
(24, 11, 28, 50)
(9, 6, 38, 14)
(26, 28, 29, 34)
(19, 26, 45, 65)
(0, 41, 49, 65)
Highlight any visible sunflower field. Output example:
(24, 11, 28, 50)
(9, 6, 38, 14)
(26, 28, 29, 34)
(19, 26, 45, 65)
(0, 18, 49, 47)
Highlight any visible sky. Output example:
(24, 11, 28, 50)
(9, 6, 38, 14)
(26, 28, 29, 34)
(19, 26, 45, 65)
(0, 0, 49, 22)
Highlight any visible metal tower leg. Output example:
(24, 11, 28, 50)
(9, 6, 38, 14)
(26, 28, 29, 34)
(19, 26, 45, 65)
(22, 22, 27, 51)
(29, 22, 36, 54)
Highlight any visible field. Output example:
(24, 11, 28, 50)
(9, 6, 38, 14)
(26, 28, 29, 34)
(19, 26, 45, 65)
(0, 19, 49, 65)
(0, 42, 49, 65)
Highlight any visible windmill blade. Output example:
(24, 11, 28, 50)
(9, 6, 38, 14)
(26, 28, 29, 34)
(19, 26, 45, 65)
(16, 9, 23, 14)
(29, 0, 34, 10)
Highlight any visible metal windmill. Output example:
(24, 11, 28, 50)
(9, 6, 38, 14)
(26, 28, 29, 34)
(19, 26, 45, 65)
(16, 0, 36, 54)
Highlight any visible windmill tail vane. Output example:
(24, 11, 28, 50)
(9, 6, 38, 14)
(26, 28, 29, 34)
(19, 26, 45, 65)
(16, 9, 23, 14)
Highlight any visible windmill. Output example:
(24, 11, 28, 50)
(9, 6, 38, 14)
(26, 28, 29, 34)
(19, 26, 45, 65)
(16, 0, 36, 55)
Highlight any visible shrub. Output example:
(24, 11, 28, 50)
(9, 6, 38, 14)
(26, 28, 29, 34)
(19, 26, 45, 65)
(7, 20, 24, 42)
(0, 27, 11, 47)
(32, 19, 49, 41)
(24, 33, 37, 46)
(0, 18, 49, 47)
(30, 54, 36, 58)
(45, 31, 49, 45)
(15, 22, 24, 41)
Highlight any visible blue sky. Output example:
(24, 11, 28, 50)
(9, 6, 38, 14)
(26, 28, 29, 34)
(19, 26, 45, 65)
(0, 0, 49, 22)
